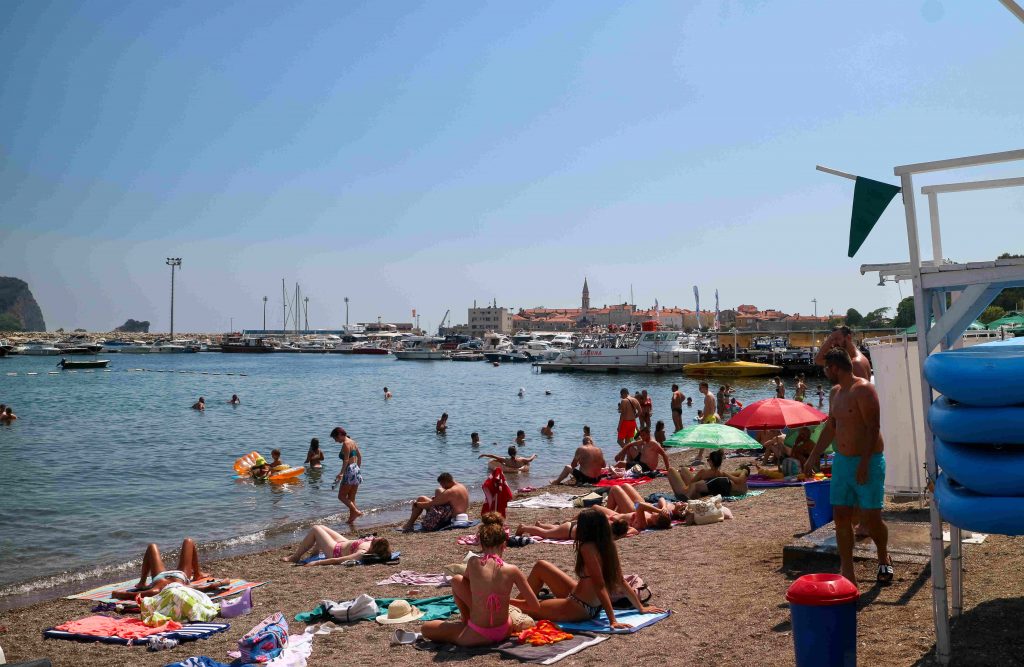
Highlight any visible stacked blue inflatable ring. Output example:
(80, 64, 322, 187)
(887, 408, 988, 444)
(924, 338, 1024, 536)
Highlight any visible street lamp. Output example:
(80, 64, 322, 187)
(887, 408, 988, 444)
(165, 258, 182, 338)
(262, 296, 268, 332)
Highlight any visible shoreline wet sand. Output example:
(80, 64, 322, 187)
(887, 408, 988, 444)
(2, 449, 1021, 667)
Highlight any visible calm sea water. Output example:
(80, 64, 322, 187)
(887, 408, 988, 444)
(0, 353, 809, 609)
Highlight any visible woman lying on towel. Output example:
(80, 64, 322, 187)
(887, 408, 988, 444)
(423, 512, 540, 646)
(667, 460, 751, 500)
(113, 538, 230, 599)
(281, 525, 391, 566)
(513, 509, 664, 629)
(514, 511, 641, 541)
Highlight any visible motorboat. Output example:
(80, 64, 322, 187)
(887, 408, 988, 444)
(56, 336, 104, 354)
(483, 348, 531, 363)
(351, 343, 390, 355)
(151, 341, 188, 353)
(393, 336, 450, 360)
(451, 351, 485, 361)
(100, 339, 136, 353)
(683, 360, 783, 378)
(520, 340, 560, 361)
(21, 340, 62, 356)
(120, 341, 153, 354)
(221, 336, 276, 353)
(59, 358, 110, 369)
(536, 330, 699, 372)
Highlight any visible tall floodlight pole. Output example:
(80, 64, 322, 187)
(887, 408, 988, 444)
(812, 298, 818, 319)
(166, 258, 182, 338)
(262, 296, 268, 332)
(344, 297, 349, 327)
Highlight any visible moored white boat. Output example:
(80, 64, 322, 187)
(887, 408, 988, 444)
(537, 330, 699, 372)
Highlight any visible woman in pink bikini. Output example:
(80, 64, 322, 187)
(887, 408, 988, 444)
(422, 512, 540, 646)
(281, 525, 390, 566)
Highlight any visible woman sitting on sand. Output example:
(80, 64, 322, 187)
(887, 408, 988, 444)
(423, 513, 540, 646)
(513, 509, 664, 628)
(113, 538, 229, 600)
(479, 446, 537, 474)
(282, 525, 391, 566)
(667, 461, 750, 500)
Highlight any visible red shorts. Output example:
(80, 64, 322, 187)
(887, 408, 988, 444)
(617, 420, 637, 442)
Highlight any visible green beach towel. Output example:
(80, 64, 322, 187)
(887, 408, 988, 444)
(295, 594, 459, 624)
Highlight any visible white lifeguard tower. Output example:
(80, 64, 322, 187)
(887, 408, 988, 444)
(833, 148, 1024, 665)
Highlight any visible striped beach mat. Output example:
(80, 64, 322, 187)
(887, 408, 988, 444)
(66, 578, 266, 604)
(43, 621, 229, 645)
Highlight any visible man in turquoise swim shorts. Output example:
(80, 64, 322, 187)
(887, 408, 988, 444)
(804, 348, 892, 586)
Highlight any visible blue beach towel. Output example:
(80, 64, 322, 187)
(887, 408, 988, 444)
(554, 608, 671, 634)
(396, 520, 480, 533)
(299, 551, 401, 566)
(43, 621, 229, 645)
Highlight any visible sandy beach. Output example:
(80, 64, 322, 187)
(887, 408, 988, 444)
(1, 448, 1021, 667)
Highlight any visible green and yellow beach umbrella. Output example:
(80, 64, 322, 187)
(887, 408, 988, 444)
(663, 423, 761, 450)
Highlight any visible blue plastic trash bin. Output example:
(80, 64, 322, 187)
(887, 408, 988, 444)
(804, 479, 833, 531)
(787, 573, 859, 667)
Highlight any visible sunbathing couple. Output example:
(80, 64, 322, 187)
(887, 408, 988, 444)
(113, 538, 230, 600)
(515, 484, 686, 541)
(423, 510, 663, 646)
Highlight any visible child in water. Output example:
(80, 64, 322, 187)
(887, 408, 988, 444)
(305, 438, 324, 468)
(269, 449, 288, 471)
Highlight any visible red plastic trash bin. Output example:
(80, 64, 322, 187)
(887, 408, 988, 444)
(786, 573, 859, 667)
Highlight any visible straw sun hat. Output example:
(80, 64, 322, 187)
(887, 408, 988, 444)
(375, 599, 425, 624)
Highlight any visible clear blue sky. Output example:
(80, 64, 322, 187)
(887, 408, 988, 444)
(2, 0, 1021, 332)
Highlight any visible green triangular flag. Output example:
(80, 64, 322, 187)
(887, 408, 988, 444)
(848, 176, 901, 257)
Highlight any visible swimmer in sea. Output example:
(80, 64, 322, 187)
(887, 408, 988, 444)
(384, 386, 392, 400)
(541, 419, 555, 437)
(515, 430, 526, 447)
(480, 446, 537, 474)
(191, 397, 205, 411)
(0, 406, 17, 423)
(518, 387, 525, 397)
(228, 394, 240, 405)
(305, 438, 324, 468)
(471, 432, 481, 447)
(436, 412, 449, 434)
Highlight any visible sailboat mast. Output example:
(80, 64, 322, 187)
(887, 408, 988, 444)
(282, 279, 287, 334)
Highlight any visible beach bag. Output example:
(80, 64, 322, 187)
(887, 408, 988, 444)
(612, 574, 652, 609)
(237, 612, 288, 663)
(573, 492, 604, 508)
(690, 495, 725, 525)
(219, 587, 253, 619)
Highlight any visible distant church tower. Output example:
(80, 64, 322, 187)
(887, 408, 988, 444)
(581, 278, 590, 312)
